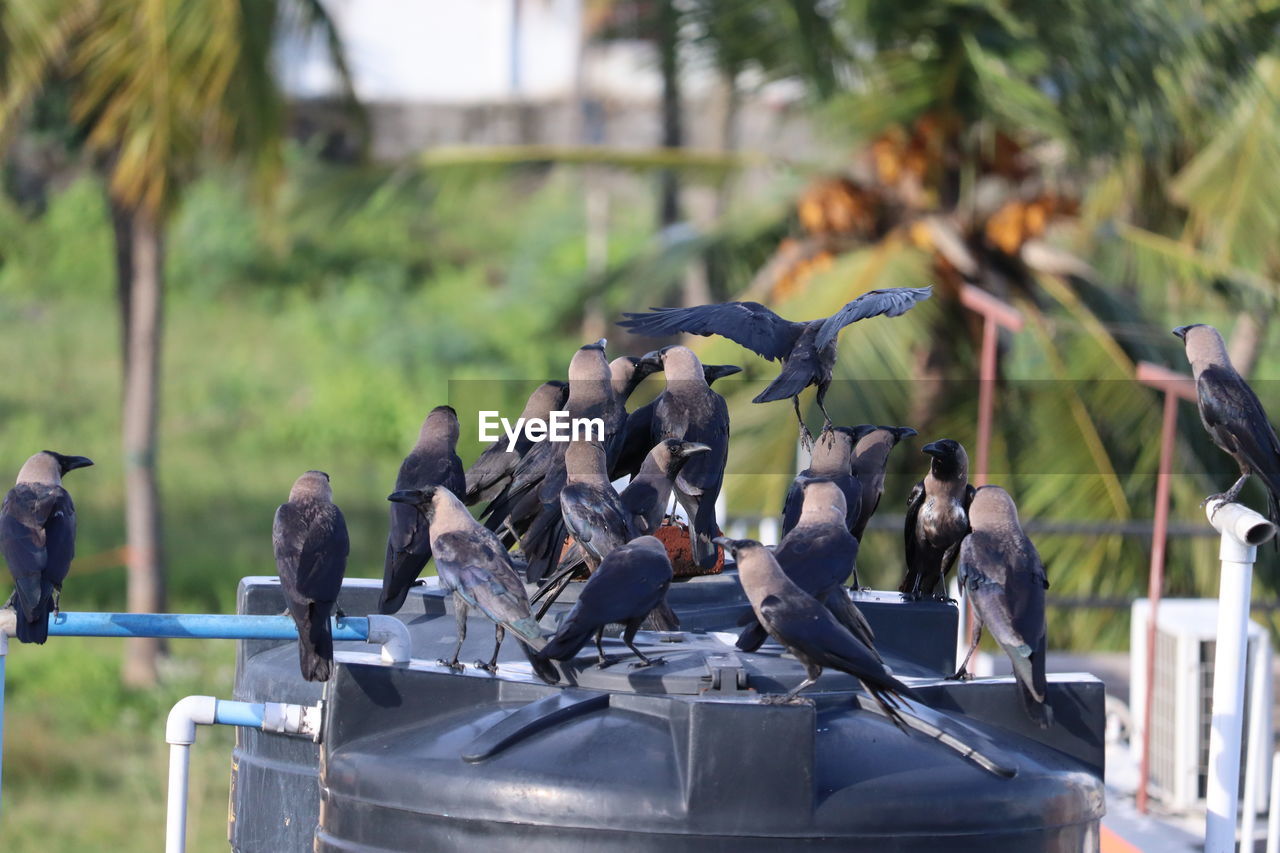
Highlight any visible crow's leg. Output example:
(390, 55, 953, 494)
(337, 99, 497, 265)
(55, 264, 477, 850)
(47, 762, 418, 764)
(623, 619, 662, 668)
(950, 622, 983, 680)
(793, 395, 814, 451)
(476, 624, 504, 672)
(1205, 472, 1252, 511)
(439, 596, 468, 670)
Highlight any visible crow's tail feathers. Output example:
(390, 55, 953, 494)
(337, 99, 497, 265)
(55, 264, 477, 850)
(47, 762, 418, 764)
(297, 602, 334, 682)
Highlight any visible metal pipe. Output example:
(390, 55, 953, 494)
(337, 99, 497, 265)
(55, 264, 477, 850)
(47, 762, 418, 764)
(974, 314, 998, 489)
(1204, 499, 1278, 853)
(1137, 389, 1180, 813)
(44, 612, 369, 640)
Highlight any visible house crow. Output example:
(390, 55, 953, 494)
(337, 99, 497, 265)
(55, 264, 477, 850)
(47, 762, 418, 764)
(273, 471, 349, 682)
(379, 405, 467, 615)
(388, 484, 552, 678)
(717, 536, 909, 720)
(533, 535, 673, 677)
(954, 486, 1053, 728)
(780, 424, 873, 537)
(850, 425, 918, 540)
(1175, 323, 1280, 530)
(900, 439, 974, 600)
(620, 287, 930, 445)
(1, 451, 93, 644)
(737, 480, 877, 654)
(646, 345, 730, 568)
(611, 362, 741, 481)
(465, 380, 567, 505)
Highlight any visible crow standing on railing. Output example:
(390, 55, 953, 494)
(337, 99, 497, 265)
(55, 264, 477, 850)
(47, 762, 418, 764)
(274, 470, 349, 682)
(953, 486, 1053, 728)
(379, 406, 466, 615)
(1175, 323, 1280, 533)
(620, 287, 931, 447)
(2, 450, 93, 644)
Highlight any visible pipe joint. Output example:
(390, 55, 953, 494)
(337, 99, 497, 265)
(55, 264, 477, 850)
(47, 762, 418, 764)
(1207, 500, 1277, 559)
(262, 701, 323, 741)
(166, 696, 217, 746)
(365, 614, 412, 665)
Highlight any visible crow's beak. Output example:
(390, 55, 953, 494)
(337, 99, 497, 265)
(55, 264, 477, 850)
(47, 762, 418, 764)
(387, 489, 424, 505)
(1172, 325, 1191, 341)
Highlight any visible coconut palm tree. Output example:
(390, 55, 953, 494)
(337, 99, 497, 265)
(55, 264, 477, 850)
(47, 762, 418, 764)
(0, 0, 360, 684)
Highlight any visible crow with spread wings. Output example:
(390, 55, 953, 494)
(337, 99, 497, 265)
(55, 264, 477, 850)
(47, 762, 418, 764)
(619, 287, 931, 446)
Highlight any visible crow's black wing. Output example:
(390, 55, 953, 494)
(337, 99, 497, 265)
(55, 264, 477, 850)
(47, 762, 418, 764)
(815, 287, 932, 350)
(899, 481, 925, 592)
(1198, 366, 1280, 495)
(620, 302, 806, 362)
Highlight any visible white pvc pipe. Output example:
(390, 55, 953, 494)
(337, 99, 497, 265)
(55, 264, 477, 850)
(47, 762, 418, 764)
(164, 696, 320, 853)
(166, 743, 191, 853)
(1204, 500, 1277, 853)
(758, 516, 780, 547)
(365, 614, 412, 665)
(1267, 751, 1280, 853)
(1242, 640, 1269, 848)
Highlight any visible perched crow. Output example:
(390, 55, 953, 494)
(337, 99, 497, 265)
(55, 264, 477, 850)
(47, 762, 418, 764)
(780, 424, 872, 537)
(465, 380, 567, 505)
(717, 536, 910, 720)
(737, 480, 877, 654)
(1175, 323, 1280, 530)
(850, 426, 917, 541)
(611, 362, 740, 481)
(645, 345, 730, 568)
(380, 405, 466, 615)
(955, 486, 1053, 728)
(901, 439, 974, 600)
(534, 535, 673, 677)
(2, 451, 93, 644)
(389, 484, 552, 678)
(620, 287, 930, 445)
(559, 440, 630, 572)
(274, 471, 349, 682)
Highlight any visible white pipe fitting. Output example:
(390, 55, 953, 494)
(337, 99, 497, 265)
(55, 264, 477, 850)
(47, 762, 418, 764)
(1207, 499, 1278, 552)
(165, 695, 217, 746)
(0, 608, 15, 638)
(262, 701, 322, 742)
(365, 614, 412, 664)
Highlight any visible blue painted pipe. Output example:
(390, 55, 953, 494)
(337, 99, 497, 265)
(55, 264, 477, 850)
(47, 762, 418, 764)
(46, 612, 369, 641)
(214, 700, 265, 729)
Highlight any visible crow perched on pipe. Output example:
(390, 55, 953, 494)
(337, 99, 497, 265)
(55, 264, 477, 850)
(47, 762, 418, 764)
(1175, 323, 1280, 533)
(274, 470, 349, 682)
(2, 451, 93, 644)
(619, 287, 930, 446)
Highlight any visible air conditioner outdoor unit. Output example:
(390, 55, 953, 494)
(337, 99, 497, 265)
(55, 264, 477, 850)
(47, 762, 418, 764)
(1130, 598, 1273, 812)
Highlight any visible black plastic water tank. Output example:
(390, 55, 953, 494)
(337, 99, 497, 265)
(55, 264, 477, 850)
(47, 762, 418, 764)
(229, 575, 1105, 852)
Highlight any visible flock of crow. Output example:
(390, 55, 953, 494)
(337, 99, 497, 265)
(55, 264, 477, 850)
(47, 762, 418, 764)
(3, 284, 1278, 732)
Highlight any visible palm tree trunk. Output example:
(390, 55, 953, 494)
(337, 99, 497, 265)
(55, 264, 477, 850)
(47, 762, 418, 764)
(657, 0, 682, 228)
(118, 203, 166, 687)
